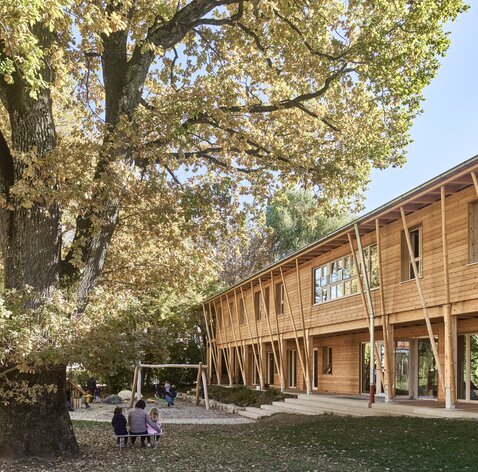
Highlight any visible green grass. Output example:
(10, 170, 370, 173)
(208, 384, 295, 407)
(2, 415, 477, 471)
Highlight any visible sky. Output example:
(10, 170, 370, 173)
(363, 1, 478, 213)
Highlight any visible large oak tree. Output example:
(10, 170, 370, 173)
(0, 0, 464, 458)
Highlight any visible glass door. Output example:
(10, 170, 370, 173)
(417, 339, 438, 398)
(361, 342, 371, 394)
(457, 334, 478, 402)
(395, 340, 410, 396)
(267, 352, 275, 386)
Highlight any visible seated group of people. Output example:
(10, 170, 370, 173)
(112, 399, 163, 448)
(154, 381, 177, 407)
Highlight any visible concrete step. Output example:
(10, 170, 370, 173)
(237, 409, 261, 420)
(245, 406, 275, 416)
(284, 398, 383, 417)
(263, 402, 321, 416)
(297, 394, 371, 407)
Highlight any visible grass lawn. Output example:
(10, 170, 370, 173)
(1, 414, 477, 471)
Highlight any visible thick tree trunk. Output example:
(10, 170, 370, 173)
(0, 366, 79, 459)
(0, 36, 79, 457)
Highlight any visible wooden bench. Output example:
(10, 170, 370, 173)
(115, 431, 164, 449)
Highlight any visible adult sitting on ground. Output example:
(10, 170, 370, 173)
(128, 399, 162, 448)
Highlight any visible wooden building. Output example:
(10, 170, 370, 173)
(203, 155, 478, 409)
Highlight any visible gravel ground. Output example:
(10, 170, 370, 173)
(70, 398, 253, 425)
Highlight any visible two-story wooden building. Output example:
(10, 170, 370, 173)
(202, 155, 478, 409)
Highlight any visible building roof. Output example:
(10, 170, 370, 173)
(205, 154, 478, 303)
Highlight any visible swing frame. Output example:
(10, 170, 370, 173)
(129, 363, 210, 410)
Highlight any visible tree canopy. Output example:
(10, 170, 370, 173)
(0, 0, 465, 458)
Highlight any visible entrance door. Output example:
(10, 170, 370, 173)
(361, 342, 371, 394)
(457, 334, 478, 402)
(267, 352, 275, 386)
(395, 340, 410, 396)
(417, 338, 438, 398)
(313, 348, 319, 390)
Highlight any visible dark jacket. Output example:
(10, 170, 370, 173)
(112, 413, 128, 435)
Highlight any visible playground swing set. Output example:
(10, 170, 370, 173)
(128, 362, 210, 410)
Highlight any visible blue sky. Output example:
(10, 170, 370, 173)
(363, 1, 478, 212)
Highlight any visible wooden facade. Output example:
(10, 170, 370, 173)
(204, 156, 478, 409)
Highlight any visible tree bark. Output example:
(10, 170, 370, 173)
(0, 366, 79, 459)
(0, 27, 79, 457)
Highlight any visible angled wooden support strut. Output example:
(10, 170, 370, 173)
(241, 286, 264, 389)
(225, 292, 247, 384)
(295, 259, 311, 394)
(258, 277, 281, 388)
(270, 271, 285, 391)
(280, 266, 307, 392)
(400, 207, 445, 393)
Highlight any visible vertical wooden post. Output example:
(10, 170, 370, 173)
(271, 272, 285, 391)
(203, 304, 219, 384)
(137, 367, 142, 399)
(215, 301, 233, 386)
(280, 267, 307, 389)
(375, 219, 393, 402)
(225, 292, 246, 384)
(129, 367, 139, 408)
(250, 282, 265, 389)
(195, 362, 203, 405)
(208, 303, 222, 385)
(400, 207, 445, 392)
(201, 367, 210, 410)
(354, 224, 376, 406)
(348, 233, 384, 400)
(240, 286, 263, 388)
(295, 259, 311, 394)
(258, 277, 281, 387)
(441, 186, 456, 408)
(234, 290, 249, 384)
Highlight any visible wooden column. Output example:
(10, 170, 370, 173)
(240, 286, 263, 388)
(215, 301, 233, 386)
(347, 233, 384, 401)
(295, 259, 311, 394)
(195, 362, 203, 405)
(225, 293, 246, 384)
(208, 302, 221, 385)
(201, 367, 210, 410)
(400, 207, 445, 392)
(250, 281, 265, 389)
(259, 277, 281, 388)
(203, 304, 219, 384)
(271, 272, 285, 391)
(280, 266, 307, 390)
(354, 224, 376, 405)
(136, 367, 142, 399)
(375, 219, 393, 401)
(129, 367, 139, 408)
(441, 186, 456, 408)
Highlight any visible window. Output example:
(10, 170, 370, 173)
(267, 352, 275, 385)
(323, 347, 332, 374)
(254, 292, 261, 320)
(469, 201, 478, 263)
(275, 283, 285, 315)
(239, 298, 245, 325)
(288, 350, 297, 387)
(254, 288, 270, 320)
(401, 226, 422, 281)
(313, 349, 319, 389)
(313, 245, 377, 304)
(227, 302, 233, 326)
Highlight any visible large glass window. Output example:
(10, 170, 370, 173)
(313, 244, 377, 304)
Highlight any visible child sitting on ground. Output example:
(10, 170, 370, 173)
(112, 407, 128, 448)
(146, 407, 163, 448)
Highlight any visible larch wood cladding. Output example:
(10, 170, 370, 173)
(212, 184, 478, 349)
